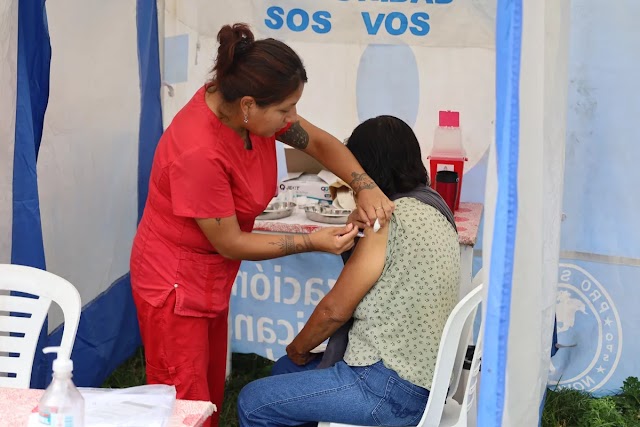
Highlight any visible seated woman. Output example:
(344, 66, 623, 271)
(237, 115, 461, 427)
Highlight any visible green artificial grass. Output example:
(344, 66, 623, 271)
(542, 377, 640, 427)
(103, 347, 640, 427)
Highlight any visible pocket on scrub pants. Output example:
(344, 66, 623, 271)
(173, 251, 230, 317)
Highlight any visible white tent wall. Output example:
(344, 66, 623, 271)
(160, 0, 496, 177)
(3, 0, 151, 387)
(38, 0, 140, 332)
(549, 0, 640, 396)
(0, 1, 17, 265)
(484, 0, 640, 423)
(503, 0, 570, 425)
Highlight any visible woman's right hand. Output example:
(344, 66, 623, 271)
(310, 223, 359, 255)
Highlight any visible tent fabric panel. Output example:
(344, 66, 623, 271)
(137, 0, 164, 223)
(12, 0, 51, 389)
(478, 0, 522, 425)
(0, 1, 18, 265)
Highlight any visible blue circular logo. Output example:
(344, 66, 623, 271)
(549, 264, 622, 392)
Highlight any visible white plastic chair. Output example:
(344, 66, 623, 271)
(0, 264, 81, 388)
(319, 281, 484, 427)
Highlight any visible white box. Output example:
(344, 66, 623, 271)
(278, 170, 338, 202)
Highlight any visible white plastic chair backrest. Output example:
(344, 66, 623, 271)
(417, 283, 483, 427)
(318, 284, 484, 427)
(457, 323, 483, 427)
(447, 269, 484, 400)
(0, 264, 81, 388)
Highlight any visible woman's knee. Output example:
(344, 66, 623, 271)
(237, 379, 268, 425)
(237, 377, 264, 415)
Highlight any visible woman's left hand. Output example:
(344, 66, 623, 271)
(286, 344, 318, 366)
(355, 186, 395, 227)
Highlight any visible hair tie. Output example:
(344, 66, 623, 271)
(235, 38, 253, 56)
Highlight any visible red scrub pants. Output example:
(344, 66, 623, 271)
(133, 290, 227, 427)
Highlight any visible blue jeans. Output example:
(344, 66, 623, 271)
(237, 360, 429, 427)
(271, 354, 323, 376)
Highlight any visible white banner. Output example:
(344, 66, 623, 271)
(169, 0, 495, 48)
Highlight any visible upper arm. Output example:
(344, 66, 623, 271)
(195, 216, 243, 259)
(276, 116, 332, 154)
(319, 221, 391, 321)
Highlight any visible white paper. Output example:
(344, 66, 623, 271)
(79, 385, 176, 427)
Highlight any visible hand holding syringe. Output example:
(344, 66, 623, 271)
(356, 218, 381, 237)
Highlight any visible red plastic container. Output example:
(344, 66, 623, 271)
(428, 111, 467, 211)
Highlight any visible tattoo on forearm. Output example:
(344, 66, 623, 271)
(269, 234, 314, 256)
(295, 234, 315, 253)
(277, 121, 309, 150)
(349, 172, 377, 192)
(270, 235, 296, 255)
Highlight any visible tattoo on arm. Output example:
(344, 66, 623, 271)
(269, 235, 296, 255)
(349, 172, 377, 193)
(277, 121, 309, 150)
(295, 234, 315, 253)
(269, 234, 315, 256)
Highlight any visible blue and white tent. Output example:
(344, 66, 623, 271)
(0, 0, 160, 388)
(2, 1, 639, 426)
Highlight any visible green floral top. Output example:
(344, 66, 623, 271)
(343, 197, 460, 389)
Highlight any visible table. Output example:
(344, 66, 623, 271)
(255, 202, 480, 243)
(0, 387, 215, 427)
(254, 202, 483, 297)
(229, 202, 483, 362)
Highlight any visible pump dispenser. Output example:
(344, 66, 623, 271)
(37, 346, 85, 427)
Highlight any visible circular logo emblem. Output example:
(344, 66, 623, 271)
(279, 184, 286, 191)
(548, 263, 622, 392)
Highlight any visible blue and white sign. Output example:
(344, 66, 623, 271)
(548, 0, 640, 396)
(257, 0, 495, 47)
(550, 263, 623, 394)
(169, 0, 495, 48)
(230, 254, 344, 360)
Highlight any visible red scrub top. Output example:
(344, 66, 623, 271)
(130, 86, 287, 317)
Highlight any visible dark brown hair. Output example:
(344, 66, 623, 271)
(346, 116, 429, 196)
(209, 23, 308, 107)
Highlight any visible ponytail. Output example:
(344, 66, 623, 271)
(213, 23, 255, 82)
(209, 23, 307, 107)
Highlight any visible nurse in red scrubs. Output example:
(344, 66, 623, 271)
(130, 23, 394, 426)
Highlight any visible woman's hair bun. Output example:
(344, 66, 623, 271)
(214, 23, 255, 80)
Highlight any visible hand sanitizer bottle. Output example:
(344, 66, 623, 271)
(37, 346, 84, 427)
